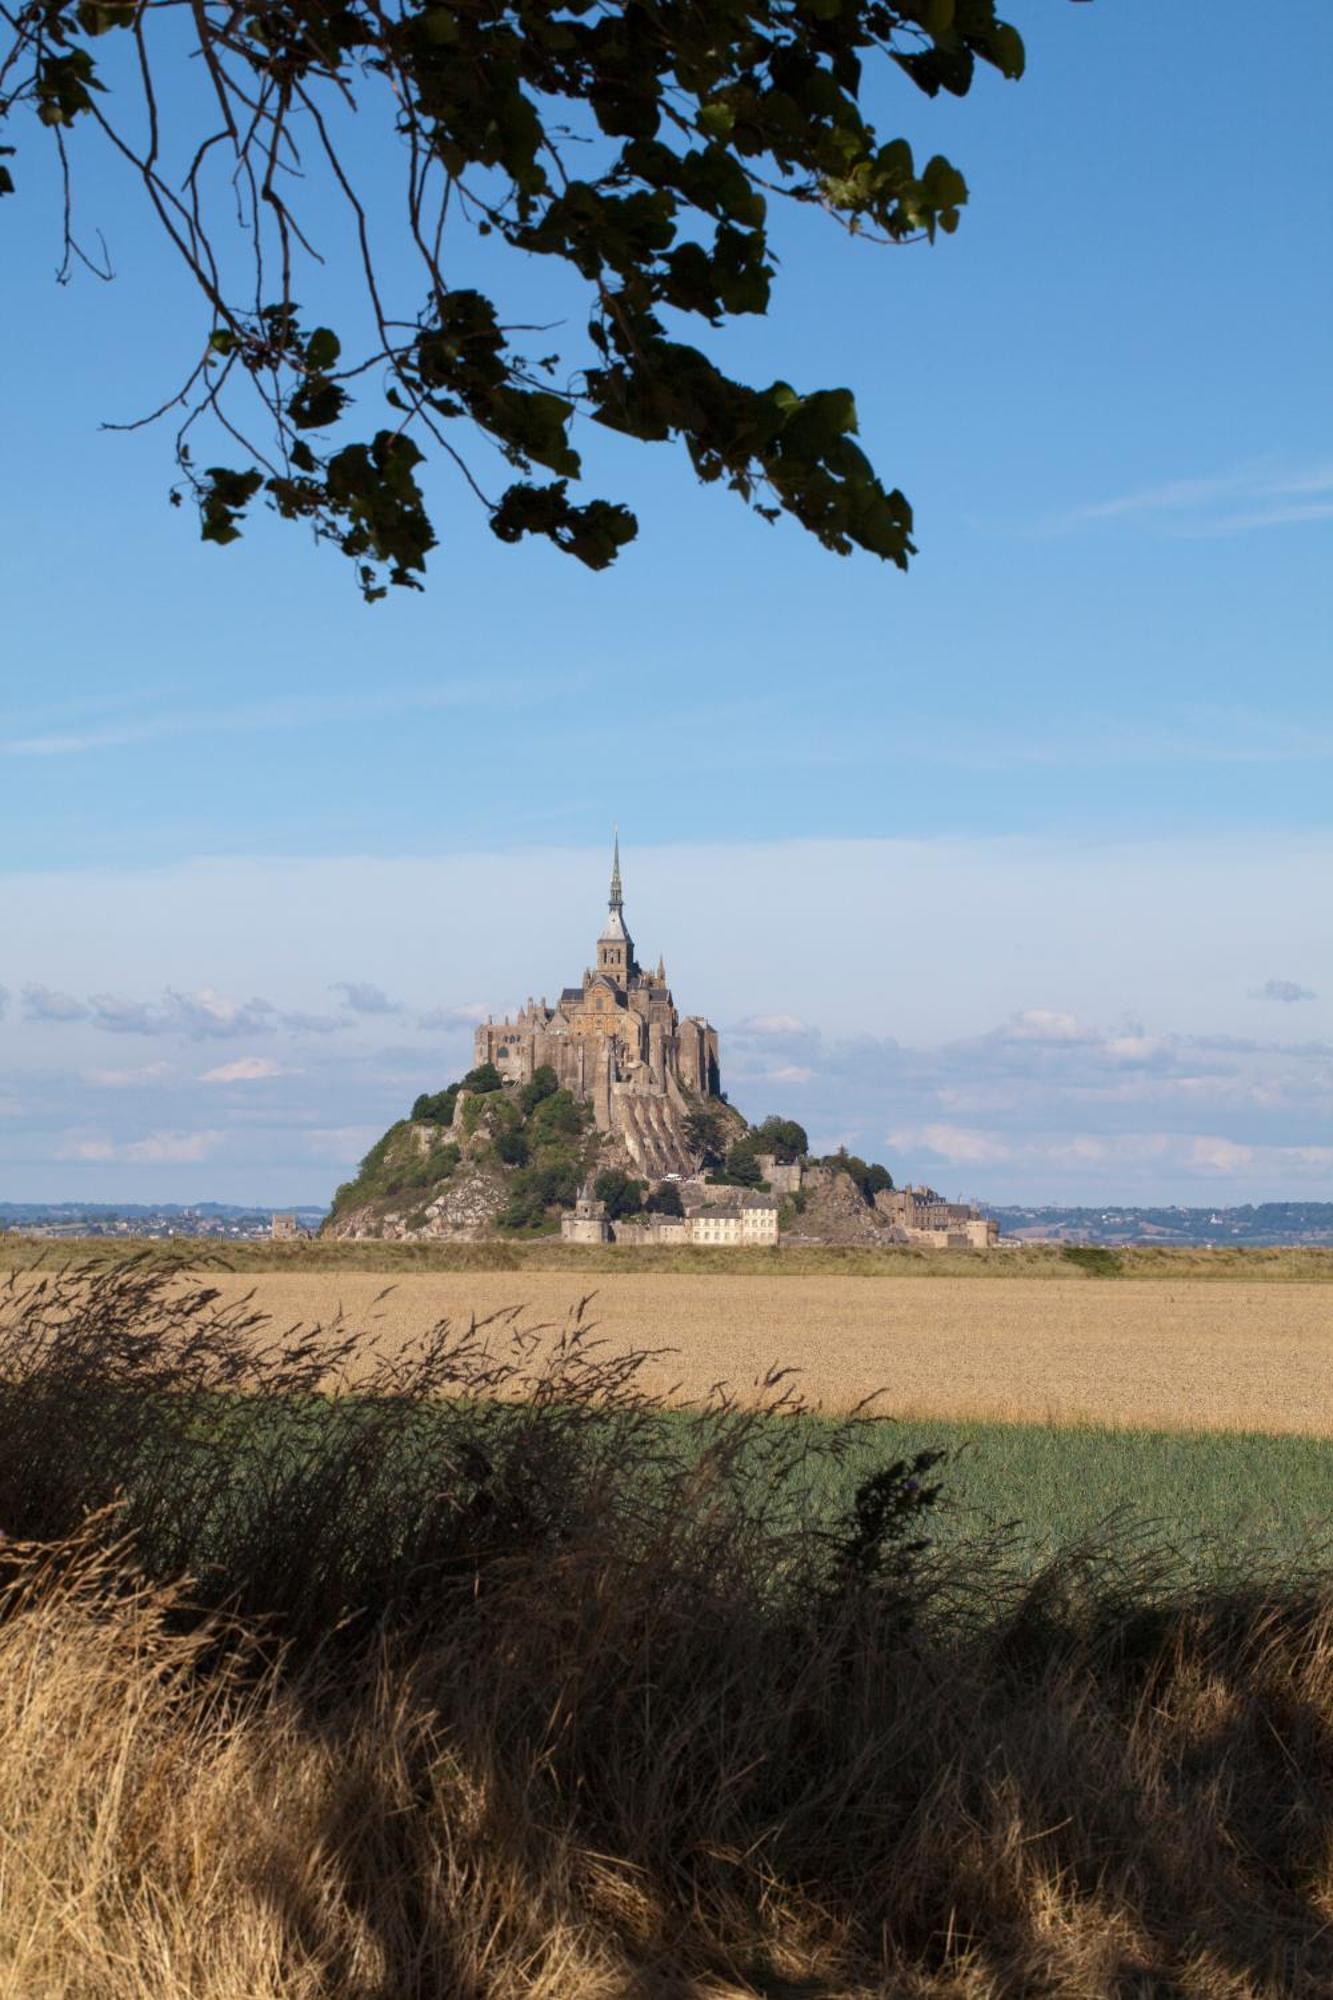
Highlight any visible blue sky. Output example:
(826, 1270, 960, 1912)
(2, 0, 1330, 1205)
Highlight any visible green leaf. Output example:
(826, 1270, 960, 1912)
(423, 6, 458, 42)
(288, 378, 347, 430)
(305, 327, 341, 371)
(697, 101, 735, 140)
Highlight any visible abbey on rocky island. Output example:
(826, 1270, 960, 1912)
(472, 837, 723, 1178)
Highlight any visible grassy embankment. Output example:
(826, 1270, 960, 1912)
(4, 1260, 1333, 1995)
(4, 1231, 1333, 1280)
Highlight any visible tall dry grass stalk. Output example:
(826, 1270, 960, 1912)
(1, 1264, 1332, 1996)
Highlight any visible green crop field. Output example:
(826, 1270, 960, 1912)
(838, 1416, 1333, 1571)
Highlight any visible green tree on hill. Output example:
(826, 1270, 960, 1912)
(725, 1142, 766, 1188)
(754, 1116, 809, 1162)
(463, 1062, 503, 1095)
(685, 1108, 729, 1170)
(647, 1183, 685, 1218)
(411, 1085, 460, 1127)
(824, 1150, 894, 1203)
(594, 1170, 646, 1221)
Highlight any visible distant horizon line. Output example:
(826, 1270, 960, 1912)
(4, 1197, 1333, 1219)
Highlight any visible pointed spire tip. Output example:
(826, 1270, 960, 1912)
(609, 826, 623, 909)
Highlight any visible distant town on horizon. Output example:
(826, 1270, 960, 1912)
(5, 1201, 1333, 1249)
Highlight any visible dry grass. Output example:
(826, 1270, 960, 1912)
(7, 1513, 1333, 1995)
(4, 1264, 1333, 1997)
(133, 1266, 1333, 1434)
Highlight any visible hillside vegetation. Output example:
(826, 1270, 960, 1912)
(325, 1062, 606, 1238)
(321, 1062, 899, 1243)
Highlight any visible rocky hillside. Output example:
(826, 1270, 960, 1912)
(323, 1064, 745, 1241)
(786, 1162, 904, 1246)
(324, 1068, 896, 1244)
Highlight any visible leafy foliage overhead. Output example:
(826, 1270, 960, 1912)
(1, 0, 1023, 595)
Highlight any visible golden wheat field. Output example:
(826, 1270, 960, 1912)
(195, 1269, 1333, 1434)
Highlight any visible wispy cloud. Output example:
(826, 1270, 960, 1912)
(417, 1003, 491, 1031)
(199, 1057, 285, 1084)
(1051, 457, 1333, 539)
(886, 1122, 1333, 1186)
(0, 681, 565, 760)
(888, 1122, 1014, 1166)
(333, 981, 403, 1016)
(23, 984, 90, 1023)
(86, 1062, 172, 1088)
(59, 1128, 225, 1164)
(25, 984, 347, 1040)
(302, 1126, 382, 1163)
(1253, 978, 1317, 1004)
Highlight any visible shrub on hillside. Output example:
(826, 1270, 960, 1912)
(684, 1106, 728, 1169)
(754, 1115, 809, 1162)
(494, 1125, 530, 1167)
(527, 1087, 586, 1145)
(724, 1142, 765, 1188)
(518, 1065, 559, 1115)
(498, 1158, 584, 1229)
(411, 1084, 460, 1126)
(463, 1061, 503, 1095)
(823, 1150, 894, 1203)
(594, 1169, 645, 1220)
(647, 1182, 684, 1217)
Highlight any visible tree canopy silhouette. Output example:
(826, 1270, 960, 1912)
(1, 0, 1024, 596)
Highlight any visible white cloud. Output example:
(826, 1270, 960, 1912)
(3, 835, 1333, 1203)
(302, 1126, 381, 1162)
(1003, 1009, 1089, 1044)
(1188, 1136, 1255, 1174)
(60, 1129, 225, 1164)
(1254, 978, 1317, 1004)
(23, 984, 90, 1022)
(1103, 1033, 1168, 1062)
(86, 1062, 172, 1088)
(199, 1057, 284, 1084)
(26, 984, 346, 1040)
(888, 1123, 1014, 1167)
(1056, 457, 1333, 539)
(0, 684, 544, 761)
(418, 1003, 491, 1031)
(333, 982, 402, 1016)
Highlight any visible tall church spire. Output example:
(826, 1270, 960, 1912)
(596, 827, 634, 984)
(609, 827, 623, 913)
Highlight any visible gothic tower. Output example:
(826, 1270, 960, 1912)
(595, 829, 635, 984)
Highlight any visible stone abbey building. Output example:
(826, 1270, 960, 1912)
(472, 839, 723, 1178)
